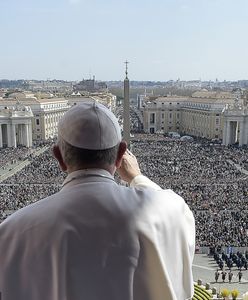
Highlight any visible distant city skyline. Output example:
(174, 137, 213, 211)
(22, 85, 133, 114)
(1, 0, 248, 81)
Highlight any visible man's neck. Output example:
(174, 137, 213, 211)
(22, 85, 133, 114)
(66, 164, 115, 176)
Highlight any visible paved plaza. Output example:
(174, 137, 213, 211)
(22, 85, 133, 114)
(193, 254, 248, 296)
(0, 145, 49, 183)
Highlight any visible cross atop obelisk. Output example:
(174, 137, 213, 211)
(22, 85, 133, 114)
(124, 60, 129, 79)
(123, 61, 130, 146)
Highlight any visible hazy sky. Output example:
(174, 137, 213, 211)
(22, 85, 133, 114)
(1, 0, 248, 81)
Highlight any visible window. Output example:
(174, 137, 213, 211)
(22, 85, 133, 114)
(36, 119, 40, 125)
(150, 113, 155, 124)
(150, 128, 155, 134)
(161, 113, 164, 118)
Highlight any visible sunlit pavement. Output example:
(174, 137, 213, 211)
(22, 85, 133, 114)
(193, 254, 248, 296)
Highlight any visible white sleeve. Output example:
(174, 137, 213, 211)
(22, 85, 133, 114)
(184, 203, 196, 264)
(129, 175, 162, 190)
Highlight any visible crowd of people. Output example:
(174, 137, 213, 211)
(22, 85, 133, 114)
(0, 146, 31, 169)
(0, 135, 247, 248)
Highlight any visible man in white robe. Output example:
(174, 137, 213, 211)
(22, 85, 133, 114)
(0, 102, 195, 300)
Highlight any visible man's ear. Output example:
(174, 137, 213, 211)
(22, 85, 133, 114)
(52, 145, 67, 172)
(115, 141, 127, 168)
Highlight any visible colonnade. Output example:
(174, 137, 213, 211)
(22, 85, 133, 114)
(0, 122, 32, 148)
(222, 117, 248, 146)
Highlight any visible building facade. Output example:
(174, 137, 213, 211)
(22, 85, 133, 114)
(222, 98, 248, 146)
(31, 98, 71, 140)
(0, 97, 70, 145)
(0, 103, 33, 148)
(67, 93, 116, 111)
(0, 92, 117, 148)
(142, 91, 248, 145)
(142, 96, 188, 134)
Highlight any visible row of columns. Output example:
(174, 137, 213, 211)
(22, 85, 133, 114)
(0, 123, 32, 148)
(223, 118, 248, 146)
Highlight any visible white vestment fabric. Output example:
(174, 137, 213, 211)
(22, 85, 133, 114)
(0, 169, 195, 300)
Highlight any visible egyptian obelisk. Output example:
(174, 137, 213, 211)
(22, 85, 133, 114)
(123, 61, 130, 146)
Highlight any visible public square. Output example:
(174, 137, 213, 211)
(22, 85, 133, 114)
(193, 254, 248, 296)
